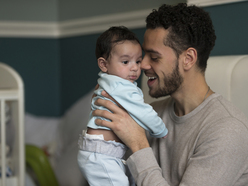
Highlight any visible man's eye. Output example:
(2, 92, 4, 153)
(122, 61, 128, 64)
(151, 57, 158, 62)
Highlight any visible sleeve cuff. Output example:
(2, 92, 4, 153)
(126, 147, 160, 179)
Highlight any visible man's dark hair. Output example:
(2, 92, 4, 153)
(95, 26, 140, 60)
(146, 3, 216, 72)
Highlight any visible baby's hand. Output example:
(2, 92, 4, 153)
(162, 135, 168, 139)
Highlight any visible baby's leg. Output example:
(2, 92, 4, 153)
(78, 129, 133, 186)
(78, 150, 130, 186)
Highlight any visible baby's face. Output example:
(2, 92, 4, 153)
(106, 40, 142, 83)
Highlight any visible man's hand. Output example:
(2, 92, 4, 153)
(92, 91, 150, 153)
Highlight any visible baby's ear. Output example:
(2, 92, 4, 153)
(98, 57, 108, 72)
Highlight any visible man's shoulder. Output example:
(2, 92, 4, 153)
(203, 94, 248, 136)
(208, 94, 248, 125)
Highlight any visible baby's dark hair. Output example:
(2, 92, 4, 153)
(146, 3, 216, 72)
(95, 26, 140, 60)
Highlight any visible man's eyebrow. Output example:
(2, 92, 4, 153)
(142, 47, 161, 55)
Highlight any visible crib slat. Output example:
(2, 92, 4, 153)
(0, 99, 6, 186)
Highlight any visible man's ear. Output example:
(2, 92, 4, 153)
(98, 57, 108, 72)
(183, 48, 197, 71)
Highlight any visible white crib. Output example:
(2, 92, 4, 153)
(0, 62, 25, 186)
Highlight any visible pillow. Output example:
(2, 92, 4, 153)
(54, 89, 93, 159)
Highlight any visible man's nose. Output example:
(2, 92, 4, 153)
(141, 56, 151, 70)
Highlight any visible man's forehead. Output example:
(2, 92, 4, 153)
(142, 28, 168, 52)
(144, 28, 168, 45)
(145, 28, 168, 37)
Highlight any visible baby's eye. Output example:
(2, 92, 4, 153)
(122, 61, 128, 64)
(136, 60, 141, 64)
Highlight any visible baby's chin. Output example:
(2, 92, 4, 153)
(128, 76, 139, 82)
(127, 79, 137, 83)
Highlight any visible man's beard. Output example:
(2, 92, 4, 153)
(149, 61, 183, 98)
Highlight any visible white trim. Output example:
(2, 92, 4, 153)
(0, 9, 150, 38)
(0, 21, 59, 38)
(187, 0, 247, 7)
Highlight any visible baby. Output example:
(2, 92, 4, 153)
(78, 26, 168, 186)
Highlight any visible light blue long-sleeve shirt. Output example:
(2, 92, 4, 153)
(87, 72, 168, 138)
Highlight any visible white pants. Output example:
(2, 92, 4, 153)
(77, 131, 135, 186)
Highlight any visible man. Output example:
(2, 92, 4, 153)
(93, 3, 248, 186)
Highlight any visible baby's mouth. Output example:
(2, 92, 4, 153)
(129, 75, 137, 80)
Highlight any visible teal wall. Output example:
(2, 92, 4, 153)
(0, 1, 247, 116)
(0, 38, 61, 116)
(60, 34, 100, 112)
(204, 2, 248, 56)
(0, 29, 145, 116)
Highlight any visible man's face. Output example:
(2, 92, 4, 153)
(142, 28, 183, 98)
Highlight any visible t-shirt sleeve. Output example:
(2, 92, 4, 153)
(127, 148, 170, 186)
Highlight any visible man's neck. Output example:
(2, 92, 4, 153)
(172, 78, 213, 117)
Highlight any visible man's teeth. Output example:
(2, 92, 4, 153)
(148, 77, 156, 80)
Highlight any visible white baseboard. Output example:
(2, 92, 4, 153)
(0, 9, 150, 38)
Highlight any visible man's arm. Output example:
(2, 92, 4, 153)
(93, 91, 171, 186)
(127, 147, 170, 186)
